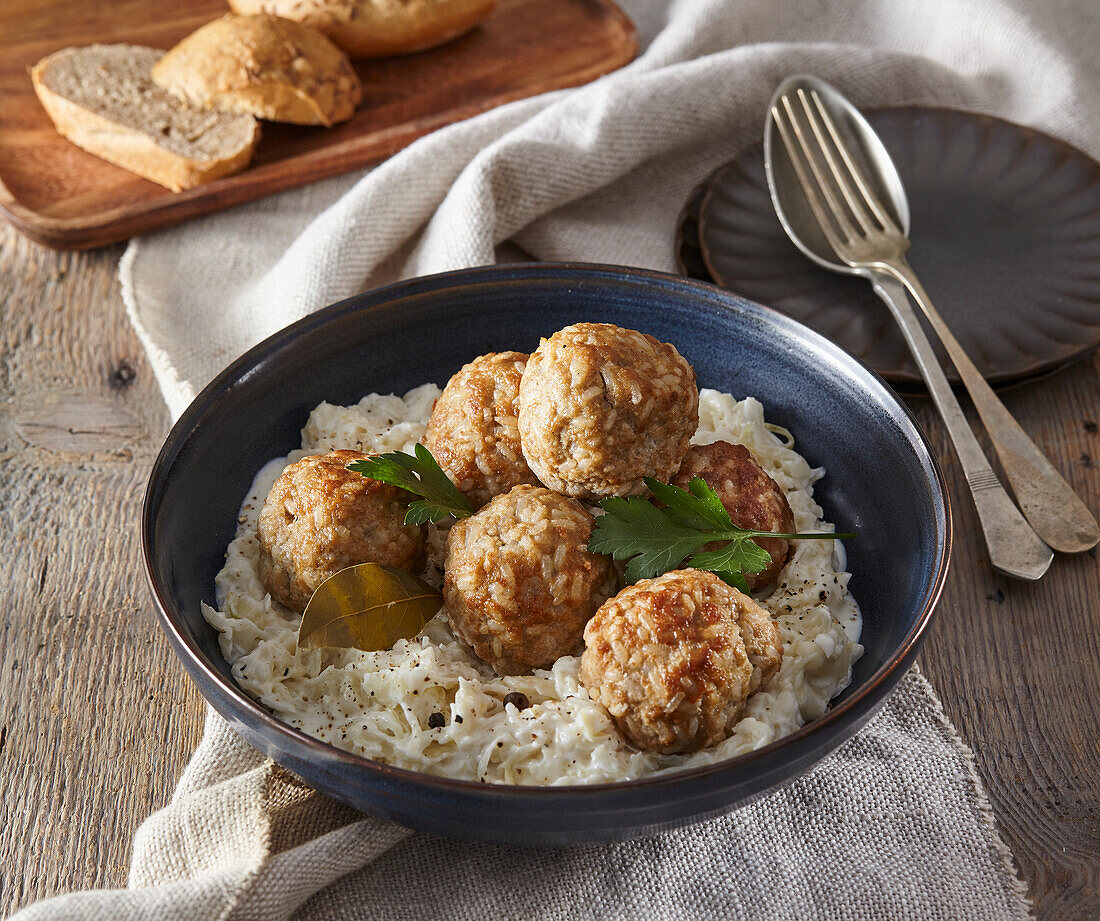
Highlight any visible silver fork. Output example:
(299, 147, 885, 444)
(772, 86, 1059, 580)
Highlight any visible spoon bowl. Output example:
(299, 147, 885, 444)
(762, 75, 1095, 567)
(765, 76, 909, 272)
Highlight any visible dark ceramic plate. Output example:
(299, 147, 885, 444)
(674, 171, 718, 283)
(143, 264, 950, 845)
(692, 107, 1100, 388)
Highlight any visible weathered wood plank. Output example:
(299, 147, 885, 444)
(13, 393, 145, 454)
(913, 354, 1100, 921)
(0, 224, 201, 913)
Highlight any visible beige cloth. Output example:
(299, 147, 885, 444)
(12, 670, 1031, 920)
(118, 0, 1100, 420)
(19, 0, 1100, 915)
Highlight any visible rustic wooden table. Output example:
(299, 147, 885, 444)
(0, 224, 1096, 919)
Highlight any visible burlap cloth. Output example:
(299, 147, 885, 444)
(17, 0, 1099, 915)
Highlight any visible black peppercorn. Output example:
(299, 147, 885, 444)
(427, 712, 445, 729)
(503, 691, 530, 711)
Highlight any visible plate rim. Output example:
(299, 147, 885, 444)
(694, 104, 1100, 387)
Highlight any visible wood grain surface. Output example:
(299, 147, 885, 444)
(0, 225, 1097, 917)
(0, 0, 636, 249)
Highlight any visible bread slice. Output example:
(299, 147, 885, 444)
(32, 44, 260, 192)
(227, 0, 497, 59)
(152, 15, 362, 127)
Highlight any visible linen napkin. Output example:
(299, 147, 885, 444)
(18, 0, 1100, 915)
(119, 0, 1100, 420)
(12, 669, 1031, 921)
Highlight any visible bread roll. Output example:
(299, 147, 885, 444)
(152, 14, 362, 127)
(227, 0, 496, 58)
(32, 44, 260, 192)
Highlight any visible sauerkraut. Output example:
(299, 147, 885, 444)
(202, 384, 862, 785)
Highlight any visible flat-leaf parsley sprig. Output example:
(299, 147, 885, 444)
(588, 476, 855, 593)
(348, 444, 472, 525)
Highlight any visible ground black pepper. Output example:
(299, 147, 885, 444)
(427, 712, 445, 729)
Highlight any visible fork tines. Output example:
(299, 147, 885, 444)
(771, 88, 903, 259)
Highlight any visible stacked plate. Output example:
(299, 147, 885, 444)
(676, 107, 1100, 392)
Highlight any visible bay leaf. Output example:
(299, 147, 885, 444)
(297, 563, 443, 652)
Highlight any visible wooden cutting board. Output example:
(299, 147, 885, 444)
(0, 0, 636, 249)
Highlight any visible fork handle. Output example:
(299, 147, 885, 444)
(869, 273, 1053, 580)
(878, 259, 1099, 554)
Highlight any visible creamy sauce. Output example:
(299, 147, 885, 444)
(203, 385, 863, 785)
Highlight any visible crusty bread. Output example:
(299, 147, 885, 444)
(32, 44, 260, 192)
(152, 15, 362, 127)
(226, 0, 496, 58)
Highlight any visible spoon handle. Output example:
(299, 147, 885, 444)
(869, 274, 1053, 580)
(880, 259, 1099, 554)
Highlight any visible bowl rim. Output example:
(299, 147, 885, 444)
(142, 261, 952, 797)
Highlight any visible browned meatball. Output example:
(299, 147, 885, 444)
(672, 441, 795, 590)
(518, 323, 699, 501)
(443, 485, 617, 675)
(579, 569, 783, 754)
(737, 592, 786, 694)
(423, 351, 540, 508)
(257, 449, 422, 612)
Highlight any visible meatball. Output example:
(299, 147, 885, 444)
(257, 449, 422, 611)
(672, 441, 795, 590)
(579, 569, 783, 754)
(518, 323, 699, 501)
(423, 351, 540, 508)
(443, 484, 617, 675)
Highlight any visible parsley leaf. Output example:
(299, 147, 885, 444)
(645, 475, 735, 531)
(588, 495, 714, 583)
(589, 476, 855, 590)
(347, 444, 473, 525)
(688, 540, 772, 580)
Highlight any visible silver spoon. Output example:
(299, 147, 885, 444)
(763, 75, 1079, 580)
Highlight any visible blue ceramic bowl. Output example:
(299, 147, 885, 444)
(143, 263, 950, 845)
